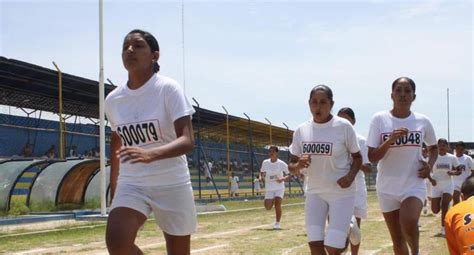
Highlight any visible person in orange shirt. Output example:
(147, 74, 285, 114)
(445, 175, 474, 254)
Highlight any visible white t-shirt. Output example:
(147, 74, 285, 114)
(69, 149, 77, 157)
(355, 134, 369, 192)
(299, 168, 309, 193)
(260, 158, 289, 191)
(367, 111, 437, 195)
(204, 162, 211, 178)
(289, 116, 360, 195)
(231, 176, 239, 189)
(453, 154, 473, 184)
(254, 178, 261, 190)
(104, 74, 195, 187)
(432, 153, 459, 185)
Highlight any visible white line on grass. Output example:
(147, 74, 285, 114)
(198, 202, 304, 215)
(6, 202, 305, 254)
(11, 248, 51, 255)
(196, 224, 270, 239)
(11, 221, 273, 254)
(282, 243, 307, 255)
(366, 213, 440, 255)
(139, 224, 270, 250)
(191, 243, 229, 254)
(3, 202, 305, 239)
(1, 224, 106, 239)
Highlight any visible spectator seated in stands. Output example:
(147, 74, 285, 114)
(187, 157, 194, 168)
(86, 148, 99, 158)
(204, 162, 212, 184)
(21, 143, 33, 157)
(90, 147, 100, 158)
(207, 160, 215, 175)
(69, 145, 78, 158)
(45, 145, 56, 159)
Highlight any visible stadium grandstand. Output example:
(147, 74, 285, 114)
(3, 56, 470, 214)
(0, 56, 309, 213)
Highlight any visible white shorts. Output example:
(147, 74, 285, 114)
(425, 179, 432, 198)
(265, 189, 285, 200)
(377, 188, 425, 213)
(110, 182, 197, 236)
(305, 193, 355, 249)
(354, 188, 368, 219)
(453, 179, 464, 192)
(231, 185, 239, 193)
(431, 181, 454, 198)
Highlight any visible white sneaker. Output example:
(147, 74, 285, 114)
(423, 206, 428, 215)
(349, 216, 361, 245)
(273, 222, 281, 230)
(441, 226, 445, 237)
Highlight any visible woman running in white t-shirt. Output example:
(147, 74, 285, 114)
(104, 29, 196, 255)
(431, 138, 460, 236)
(254, 176, 262, 195)
(337, 107, 371, 255)
(367, 77, 438, 255)
(260, 145, 290, 230)
(289, 85, 362, 255)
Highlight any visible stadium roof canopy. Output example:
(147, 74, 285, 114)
(194, 107, 293, 147)
(0, 56, 293, 147)
(0, 56, 115, 119)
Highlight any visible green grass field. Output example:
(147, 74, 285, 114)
(0, 191, 448, 254)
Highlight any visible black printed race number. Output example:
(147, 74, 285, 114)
(381, 131, 422, 147)
(302, 142, 333, 156)
(435, 163, 450, 170)
(116, 120, 162, 147)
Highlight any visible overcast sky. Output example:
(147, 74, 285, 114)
(1, 0, 472, 141)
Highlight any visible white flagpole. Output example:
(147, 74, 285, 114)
(447, 88, 450, 143)
(99, 0, 107, 216)
(181, 0, 186, 92)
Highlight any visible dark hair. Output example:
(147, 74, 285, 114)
(125, 29, 160, 73)
(456, 141, 466, 148)
(461, 176, 474, 198)
(269, 145, 279, 153)
(337, 107, 355, 123)
(309, 85, 333, 102)
(392, 77, 416, 92)
(438, 138, 449, 146)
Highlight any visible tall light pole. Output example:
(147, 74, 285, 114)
(52, 62, 64, 160)
(265, 117, 272, 145)
(222, 106, 230, 196)
(192, 98, 202, 199)
(282, 122, 290, 194)
(181, 0, 186, 92)
(447, 88, 450, 143)
(98, 0, 107, 216)
(243, 113, 254, 196)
